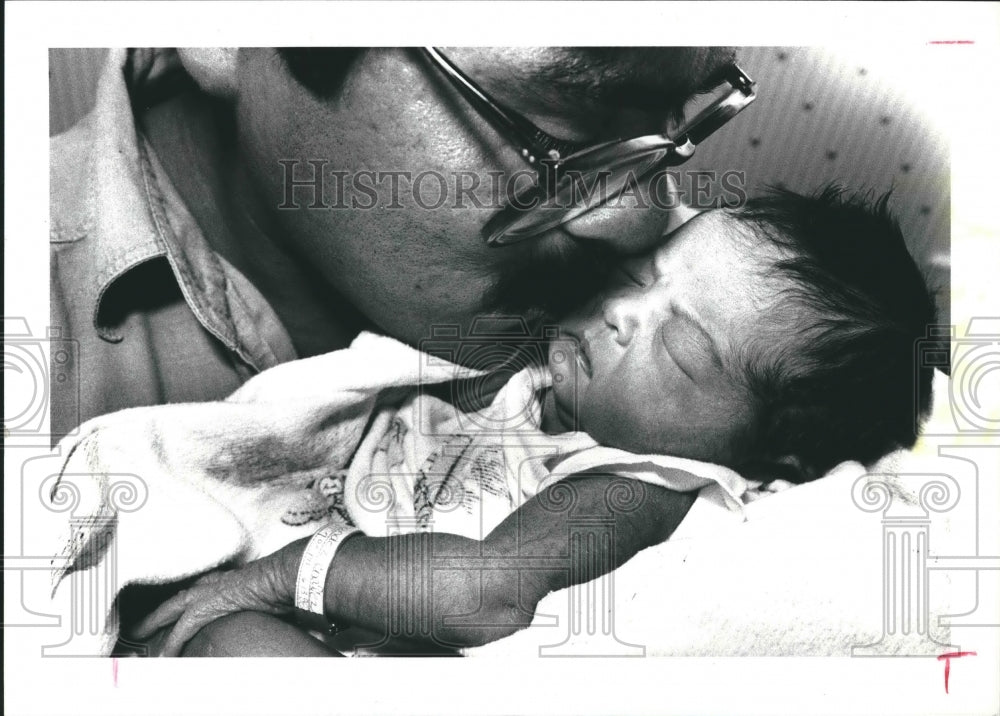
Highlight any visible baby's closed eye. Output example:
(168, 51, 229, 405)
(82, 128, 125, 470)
(612, 259, 654, 288)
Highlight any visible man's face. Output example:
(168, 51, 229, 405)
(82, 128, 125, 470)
(232, 47, 736, 346)
(547, 211, 790, 464)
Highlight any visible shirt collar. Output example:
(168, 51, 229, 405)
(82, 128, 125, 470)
(75, 48, 295, 371)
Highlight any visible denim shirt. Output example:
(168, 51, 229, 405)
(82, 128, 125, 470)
(50, 49, 296, 442)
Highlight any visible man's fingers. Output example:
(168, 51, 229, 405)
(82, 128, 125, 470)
(158, 610, 217, 657)
(134, 563, 284, 654)
(157, 593, 246, 656)
(132, 590, 191, 639)
(195, 570, 228, 587)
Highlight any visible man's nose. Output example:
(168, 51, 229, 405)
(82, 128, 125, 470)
(560, 173, 701, 254)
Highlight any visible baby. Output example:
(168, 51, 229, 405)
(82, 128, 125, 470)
(131, 185, 939, 656)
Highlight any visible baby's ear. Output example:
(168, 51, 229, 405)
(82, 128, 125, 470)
(176, 48, 238, 99)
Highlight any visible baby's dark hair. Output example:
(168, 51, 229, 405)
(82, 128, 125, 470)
(730, 185, 940, 483)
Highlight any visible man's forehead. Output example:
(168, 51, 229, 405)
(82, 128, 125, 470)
(449, 47, 738, 112)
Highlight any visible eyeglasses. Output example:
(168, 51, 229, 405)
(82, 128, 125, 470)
(421, 47, 757, 246)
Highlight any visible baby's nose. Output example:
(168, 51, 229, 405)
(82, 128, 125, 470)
(602, 294, 642, 345)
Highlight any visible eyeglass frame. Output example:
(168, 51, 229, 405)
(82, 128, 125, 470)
(420, 46, 757, 246)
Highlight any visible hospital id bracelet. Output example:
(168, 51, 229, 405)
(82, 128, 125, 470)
(294, 523, 362, 616)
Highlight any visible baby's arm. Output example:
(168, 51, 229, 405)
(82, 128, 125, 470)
(311, 472, 696, 648)
(135, 471, 697, 655)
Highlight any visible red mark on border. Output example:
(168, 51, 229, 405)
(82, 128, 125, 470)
(936, 651, 976, 693)
(112, 657, 119, 687)
(928, 40, 974, 45)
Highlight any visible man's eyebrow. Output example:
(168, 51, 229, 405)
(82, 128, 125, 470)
(596, 58, 737, 112)
(670, 303, 725, 371)
(692, 55, 740, 94)
(537, 73, 691, 120)
(531, 48, 738, 118)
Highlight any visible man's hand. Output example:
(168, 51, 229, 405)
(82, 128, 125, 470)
(131, 544, 303, 656)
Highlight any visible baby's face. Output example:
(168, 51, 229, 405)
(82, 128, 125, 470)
(547, 210, 784, 464)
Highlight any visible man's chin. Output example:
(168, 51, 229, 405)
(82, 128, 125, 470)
(484, 236, 614, 322)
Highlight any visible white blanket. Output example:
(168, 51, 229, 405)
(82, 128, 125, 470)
(45, 332, 480, 654)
